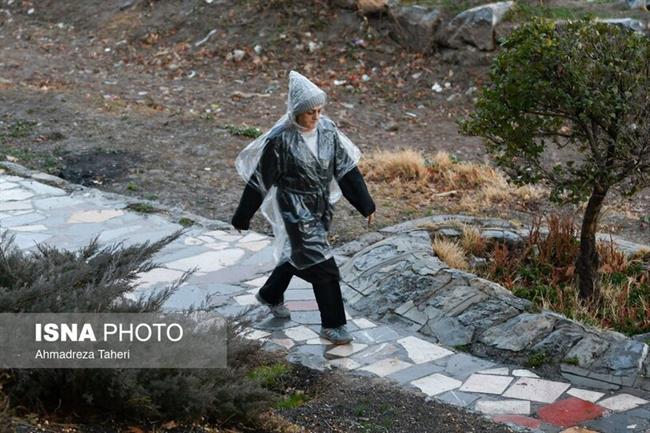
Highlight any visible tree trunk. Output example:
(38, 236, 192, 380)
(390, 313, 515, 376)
(575, 186, 608, 300)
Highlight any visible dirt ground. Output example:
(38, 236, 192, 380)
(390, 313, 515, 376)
(276, 364, 515, 433)
(1, 1, 649, 431)
(1, 0, 647, 245)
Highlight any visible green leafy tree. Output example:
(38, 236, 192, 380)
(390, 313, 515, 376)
(461, 19, 650, 300)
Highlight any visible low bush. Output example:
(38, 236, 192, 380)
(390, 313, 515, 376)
(0, 233, 277, 425)
(476, 215, 650, 335)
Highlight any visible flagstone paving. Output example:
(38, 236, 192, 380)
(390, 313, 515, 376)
(2, 170, 650, 433)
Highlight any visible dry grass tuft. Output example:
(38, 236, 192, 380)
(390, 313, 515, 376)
(438, 161, 507, 191)
(431, 237, 468, 270)
(430, 151, 455, 171)
(598, 241, 629, 274)
(361, 149, 546, 221)
(360, 149, 428, 182)
(461, 225, 487, 256)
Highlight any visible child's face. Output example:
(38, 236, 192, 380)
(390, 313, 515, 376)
(296, 106, 322, 131)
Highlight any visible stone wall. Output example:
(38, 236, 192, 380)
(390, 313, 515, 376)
(338, 225, 649, 392)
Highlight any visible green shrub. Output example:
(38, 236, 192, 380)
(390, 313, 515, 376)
(178, 217, 195, 227)
(248, 362, 291, 388)
(126, 202, 158, 214)
(462, 18, 650, 300)
(525, 351, 548, 368)
(0, 234, 275, 424)
(223, 124, 262, 138)
(275, 392, 306, 410)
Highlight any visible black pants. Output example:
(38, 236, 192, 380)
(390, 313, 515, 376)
(258, 257, 346, 328)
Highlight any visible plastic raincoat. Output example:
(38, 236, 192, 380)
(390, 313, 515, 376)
(232, 71, 375, 269)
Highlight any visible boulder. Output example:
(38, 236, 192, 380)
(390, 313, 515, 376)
(439, 1, 515, 51)
(388, 4, 443, 53)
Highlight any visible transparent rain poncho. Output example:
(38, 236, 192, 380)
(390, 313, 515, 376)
(235, 71, 361, 269)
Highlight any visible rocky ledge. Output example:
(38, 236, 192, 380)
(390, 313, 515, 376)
(337, 221, 650, 394)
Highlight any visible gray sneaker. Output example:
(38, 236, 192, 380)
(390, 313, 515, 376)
(255, 292, 291, 319)
(319, 325, 353, 345)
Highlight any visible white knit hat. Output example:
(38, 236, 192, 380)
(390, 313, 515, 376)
(287, 70, 327, 116)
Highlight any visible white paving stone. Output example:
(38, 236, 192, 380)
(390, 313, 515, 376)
(288, 277, 311, 289)
(459, 374, 514, 395)
(242, 329, 270, 340)
(33, 196, 84, 210)
(306, 337, 333, 345)
(502, 377, 571, 403)
(326, 343, 368, 357)
(328, 358, 361, 370)
(284, 326, 319, 341)
(0, 210, 30, 219)
(10, 224, 47, 232)
(270, 338, 295, 350)
(244, 276, 269, 287)
(97, 225, 143, 243)
(234, 294, 258, 305)
(0, 200, 32, 211)
(512, 369, 539, 378)
(0, 182, 18, 190)
(597, 393, 648, 412)
(1, 188, 34, 201)
(1, 212, 46, 227)
(398, 336, 454, 364)
(165, 249, 245, 273)
(411, 373, 462, 396)
(239, 233, 268, 243)
(203, 230, 242, 242)
(352, 318, 376, 329)
(240, 240, 270, 252)
(183, 237, 204, 246)
(67, 209, 124, 223)
(566, 388, 605, 403)
(20, 180, 65, 196)
(475, 399, 531, 415)
(478, 367, 510, 376)
(204, 243, 228, 251)
(135, 268, 186, 287)
(359, 358, 413, 377)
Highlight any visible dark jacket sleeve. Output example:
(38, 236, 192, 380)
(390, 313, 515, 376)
(338, 166, 375, 218)
(231, 138, 280, 230)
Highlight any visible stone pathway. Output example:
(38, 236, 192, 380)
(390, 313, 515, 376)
(1, 169, 649, 433)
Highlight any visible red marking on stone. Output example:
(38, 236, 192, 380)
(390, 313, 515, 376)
(286, 300, 319, 311)
(537, 397, 605, 427)
(492, 415, 541, 429)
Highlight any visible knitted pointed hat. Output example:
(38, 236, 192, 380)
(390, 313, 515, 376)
(287, 70, 327, 116)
